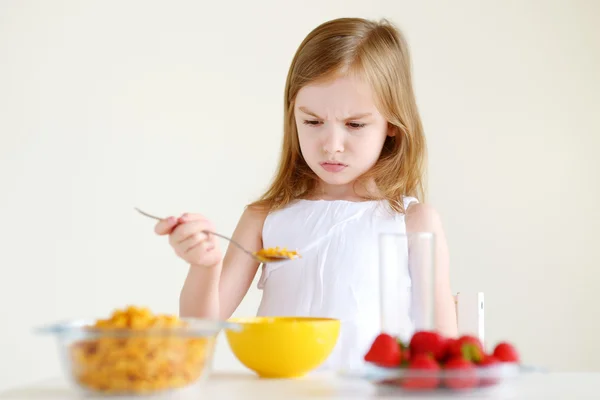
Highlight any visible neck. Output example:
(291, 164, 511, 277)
(313, 179, 381, 201)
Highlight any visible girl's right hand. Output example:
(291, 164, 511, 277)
(154, 213, 223, 268)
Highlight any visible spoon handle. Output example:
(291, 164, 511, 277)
(134, 207, 162, 220)
(134, 207, 256, 257)
(205, 231, 255, 257)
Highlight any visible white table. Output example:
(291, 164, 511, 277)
(0, 370, 598, 399)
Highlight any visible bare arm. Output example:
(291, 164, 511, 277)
(178, 206, 266, 320)
(218, 206, 267, 319)
(406, 202, 458, 337)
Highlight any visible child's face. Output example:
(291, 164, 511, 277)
(294, 74, 391, 192)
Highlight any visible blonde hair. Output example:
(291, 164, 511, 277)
(250, 17, 427, 214)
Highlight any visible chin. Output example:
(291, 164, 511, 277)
(314, 171, 357, 186)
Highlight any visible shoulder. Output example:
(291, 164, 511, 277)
(240, 204, 270, 227)
(228, 204, 269, 240)
(405, 202, 444, 233)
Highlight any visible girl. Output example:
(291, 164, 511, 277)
(154, 17, 458, 370)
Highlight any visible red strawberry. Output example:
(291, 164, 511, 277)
(447, 335, 484, 363)
(478, 354, 501, 386)
(493, 342, 520, 363)
(479, 354, 500, 367)
(401, 354, 441, 390)
(443, 357, 478, 390)
(440, 338, 457, 361)
(409, 331, 448, 361)
(364, 333, 402, 367)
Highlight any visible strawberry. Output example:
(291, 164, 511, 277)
(409, 331, 448, 361)
(443, 357, 478, 390)
(441, 338, 458, 362)
(479, 354, 500, 367)
(364, 333, 402, 367)
(447, 335, 484, 363)
(493, 342, 520, 363)
(401, 354, 441, 390)
(478, 354, 501, 386)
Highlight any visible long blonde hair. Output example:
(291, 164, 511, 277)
(250, 17, 427, 214)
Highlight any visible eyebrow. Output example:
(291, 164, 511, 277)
(298, 106, 372, 121)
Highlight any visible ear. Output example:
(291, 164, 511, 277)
(387, 123, 397, 137)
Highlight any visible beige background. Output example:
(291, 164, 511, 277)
(1, 0, 598, 391)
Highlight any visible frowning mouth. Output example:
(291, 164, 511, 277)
(320, 161, 347, 165)
(319, 161, 348, 172)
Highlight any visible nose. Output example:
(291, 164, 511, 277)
(322, 125, 345, 154)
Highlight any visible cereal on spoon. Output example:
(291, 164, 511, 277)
(253, 246, 301, 263)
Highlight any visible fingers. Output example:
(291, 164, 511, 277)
(152, 212, 220, 267)
(170, 220, 213, 242)
(154, 216, 179, 235)
(176, 231, 209, 253)
(177, 213, 206, 224)
(184, 238, 215, 255)
(169, 219, 216, 253)
(154, 213, 207, 235)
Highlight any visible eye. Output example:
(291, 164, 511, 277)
(303, 120, 322, 127)
(347, 122, 366, 129)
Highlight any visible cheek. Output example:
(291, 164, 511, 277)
(353, 127, 388, 155)
(297, 128, 319, 159)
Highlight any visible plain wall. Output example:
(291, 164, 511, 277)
(1, 0, 598, 391)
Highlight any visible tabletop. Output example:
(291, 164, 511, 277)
(0, 370, 599, 399)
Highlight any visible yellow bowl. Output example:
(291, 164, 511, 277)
(225, 316, 340, 378)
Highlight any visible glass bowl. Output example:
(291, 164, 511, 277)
(358, 362, 537, 395)
(36, 314, 238, 397)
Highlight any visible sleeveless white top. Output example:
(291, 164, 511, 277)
(256, 196, 418, 372)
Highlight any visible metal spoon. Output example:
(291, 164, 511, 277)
(134, 207, 298, 264)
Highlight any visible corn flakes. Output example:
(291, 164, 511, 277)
(68, 306, 211, 394)
(253, 247, 300, 261)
